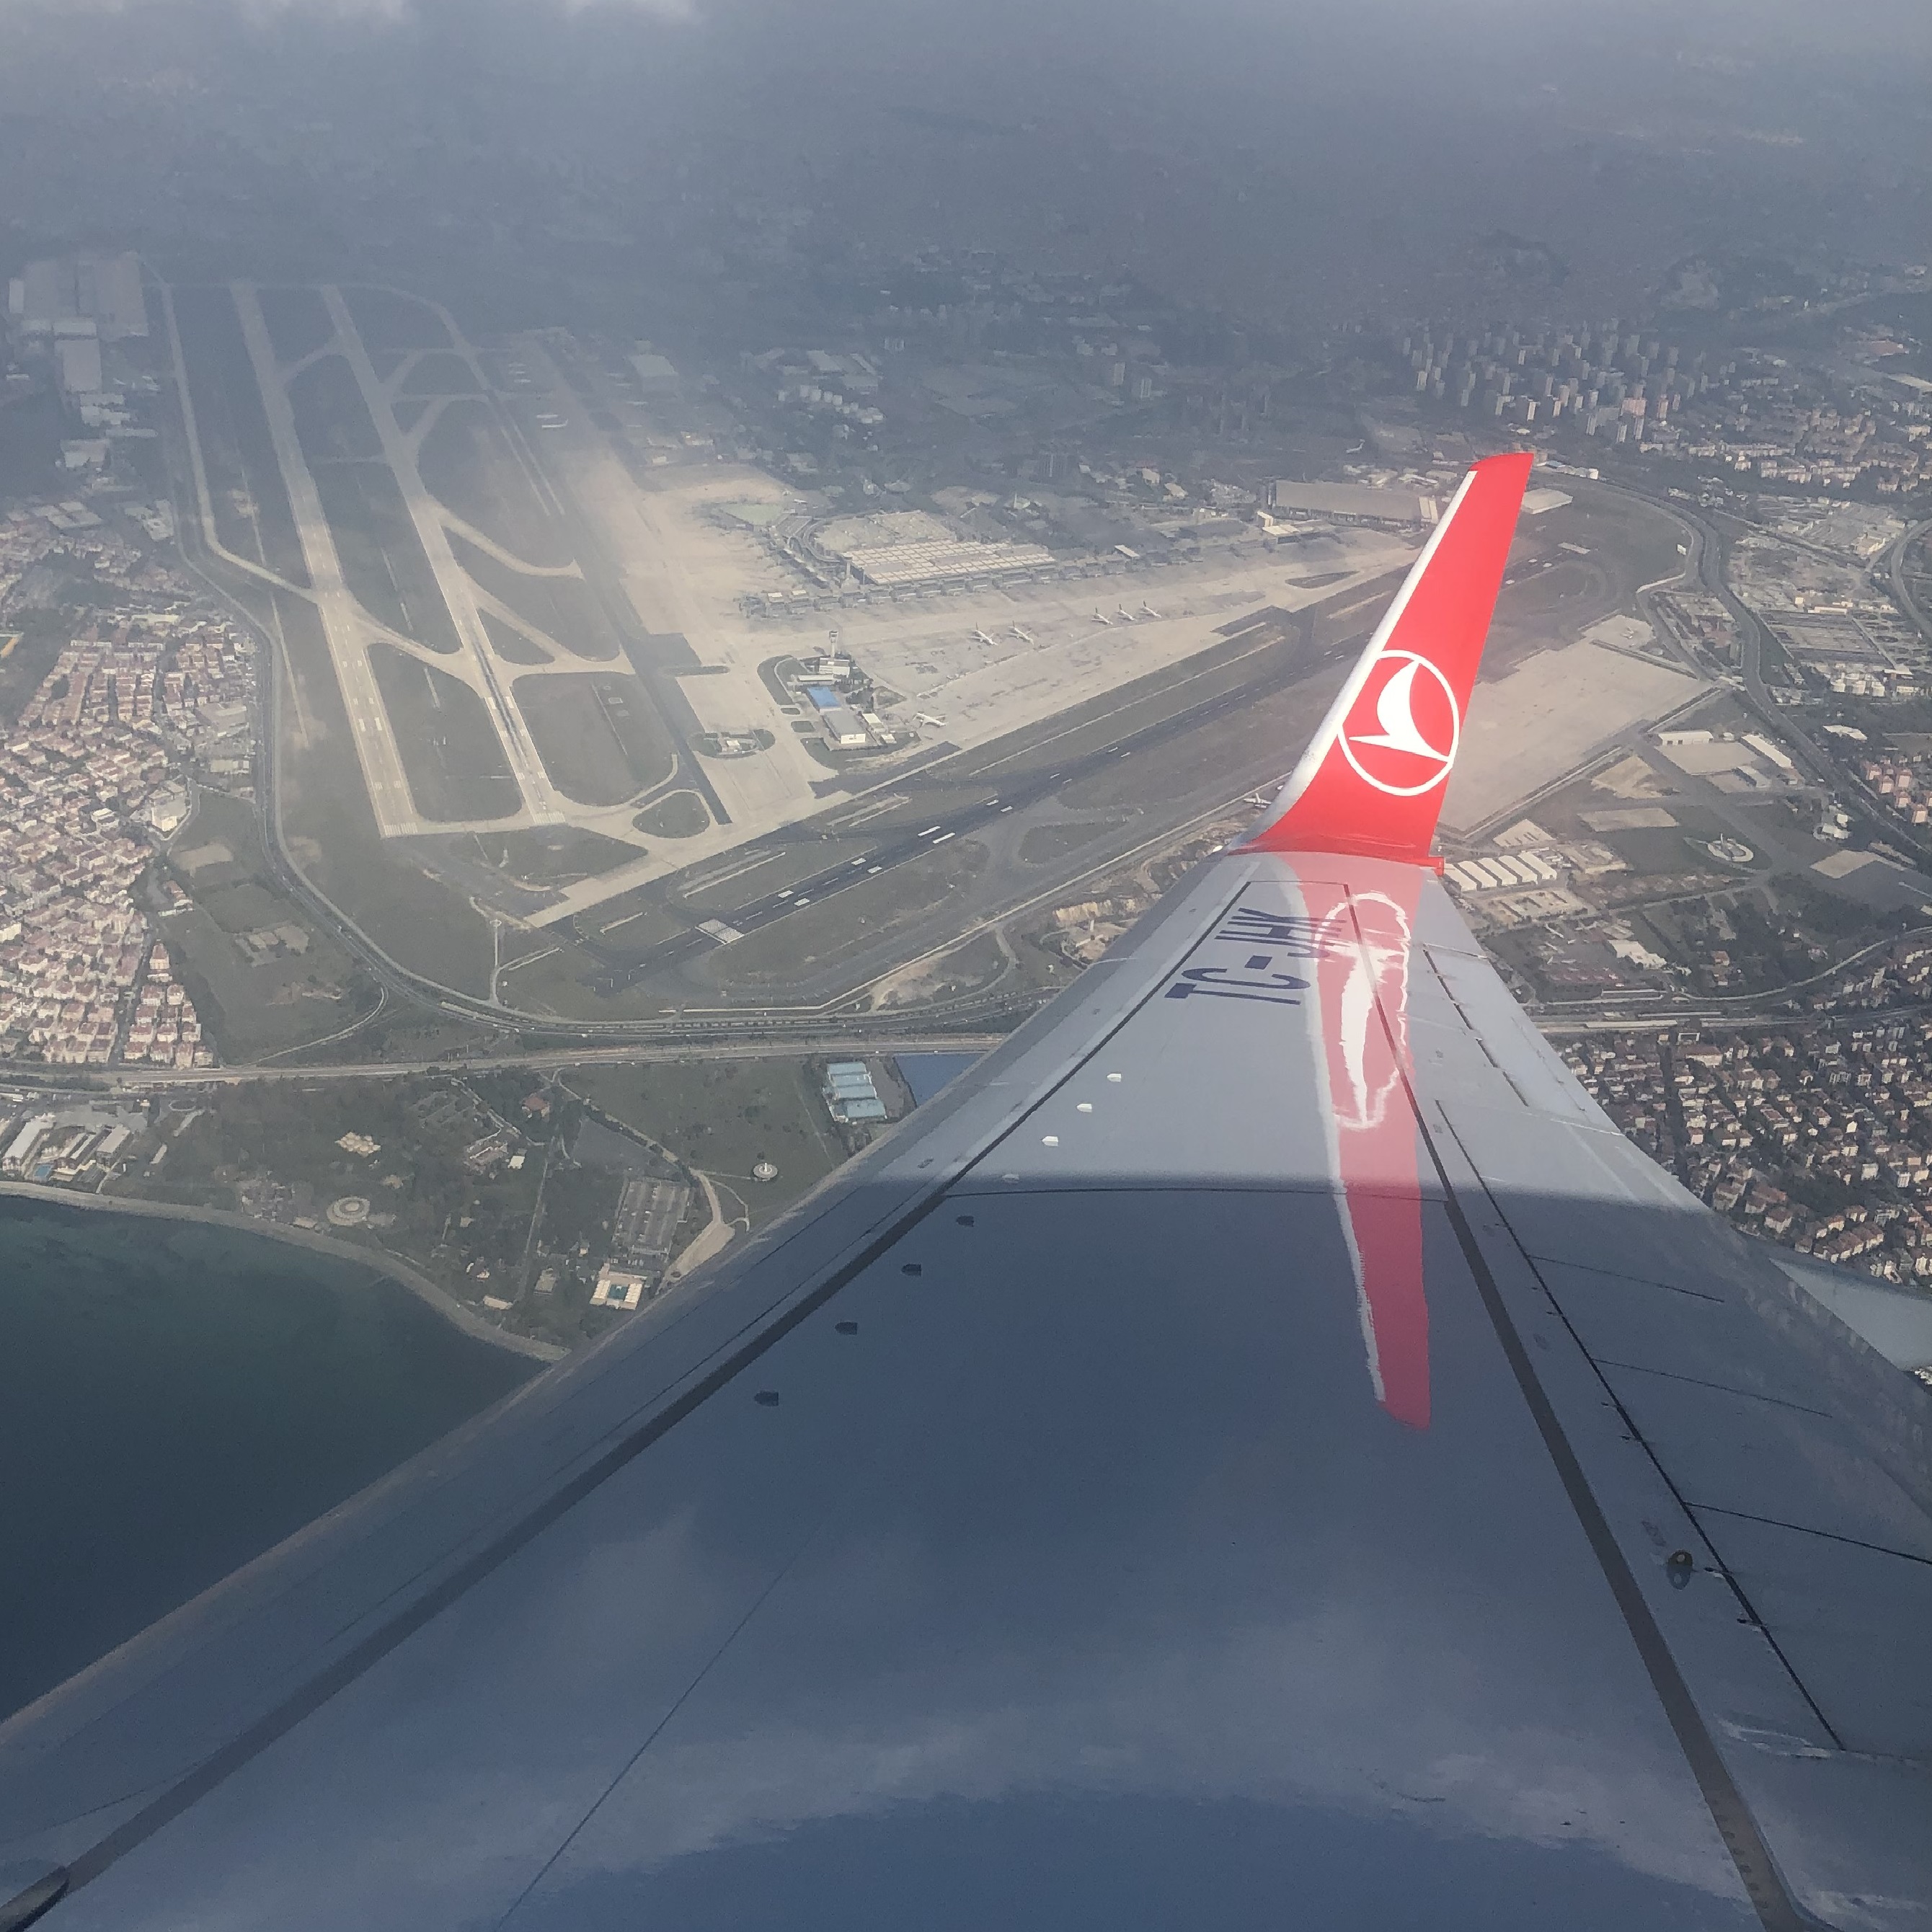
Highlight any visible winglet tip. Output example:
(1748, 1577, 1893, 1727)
(1243, 452, 1535, 865)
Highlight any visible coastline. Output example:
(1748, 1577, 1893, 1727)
(0, 1179, 564, 1363)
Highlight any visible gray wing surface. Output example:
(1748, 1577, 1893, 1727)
(2, 852, 1929, 1932)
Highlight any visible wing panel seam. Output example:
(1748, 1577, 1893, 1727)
(1419, 1107, 1835, 1928)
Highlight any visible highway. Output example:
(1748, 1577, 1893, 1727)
(1883, 515, 1932, 644)
(18, 1033, 1009, 1094)
(1592, 477, 1917, 846)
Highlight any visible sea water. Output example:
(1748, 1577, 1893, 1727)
(0, 1196, 536, 1722)
(893, 1052, 980, 1107)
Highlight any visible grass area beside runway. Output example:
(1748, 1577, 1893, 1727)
(702, 840, 988, 991)
(341, 285, 449, 353)
(255, 285, 335, 365)
(448, 532, 619, 660)
(399, 352, 483, 397)
(289, 354, 381, 462)
(172, 283, 310, 585)
(269, 588, 493, 994)
(1060, 657, 1344, 812)
(567, 1060, 849, 1231)
(368, 642, 521, 822)
(496, 941, 675, 1020)
(575, 902, 690, 964)
(480, 611, 553, 665)
(420, 399, 574, 568)
(1484, 488, 1687, 675)
(634, 791, 710, 838)
(313, 462, 464, 655)
(516, 670, 676, 805)
(1019, 817, 1130, 865)
(471, 825, 639, 885)
(158, 789, 370, 1060)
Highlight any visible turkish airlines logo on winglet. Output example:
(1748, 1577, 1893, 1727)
(1337, 652, 1460, 798)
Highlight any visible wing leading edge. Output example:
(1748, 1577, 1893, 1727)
(3, 458, 1929, 1931)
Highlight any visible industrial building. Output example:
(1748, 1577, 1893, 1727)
(840, 536, 1055, 588)
(823, 1061, 889, 1125)
(57, 336, 104, 398)
(8, 253, 148, 340)
(590, 1264, 651, 1311)
(804, 684, 873, 748)
(628, 351, 679, 395)
(1264, 481, 1438, 528)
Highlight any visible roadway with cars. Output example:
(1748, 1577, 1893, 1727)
(14, 1034, 1011, 1093)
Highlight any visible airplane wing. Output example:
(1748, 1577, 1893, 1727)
(5, 455, 1931, 1931)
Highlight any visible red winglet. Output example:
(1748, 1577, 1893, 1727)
(1245, 451, 1533, 864)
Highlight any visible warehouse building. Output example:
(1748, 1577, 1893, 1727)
(823, 1062, 889, 1125)
(1264, 482, 1438, 528)
(804, 684, 873, 748)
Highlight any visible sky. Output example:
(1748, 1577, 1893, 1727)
(1, 0, 1926, 330)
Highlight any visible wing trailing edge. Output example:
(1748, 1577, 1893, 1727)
(1245, 450, 1533, 865)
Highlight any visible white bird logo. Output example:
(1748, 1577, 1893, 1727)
(1339, 652, 1460, 797)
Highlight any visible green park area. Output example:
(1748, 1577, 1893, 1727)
(114, 1073, 613, 1347)
(567, 1059, 850, 1232)
(100, 1058, 861, 1349)
(158, 790, 369, 1061)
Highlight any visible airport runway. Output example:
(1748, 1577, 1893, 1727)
(577, 617, 1339, 995)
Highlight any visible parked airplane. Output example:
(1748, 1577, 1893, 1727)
(972, 627, 997, 645)
(1092, 608, 1113, 624)
(6, 453, 1926, 1931)
(915, 712, 946, 728)
(1010, 624, 1034, 643)
(1140, 602, 1164, 620)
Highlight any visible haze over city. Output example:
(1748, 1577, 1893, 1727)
(1, 3, 1931, 1926)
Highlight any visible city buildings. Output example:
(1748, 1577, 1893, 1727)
(1564, 944, 1932, 1280)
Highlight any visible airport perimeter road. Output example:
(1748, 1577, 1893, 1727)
(47, 1034, 1009, 1091)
